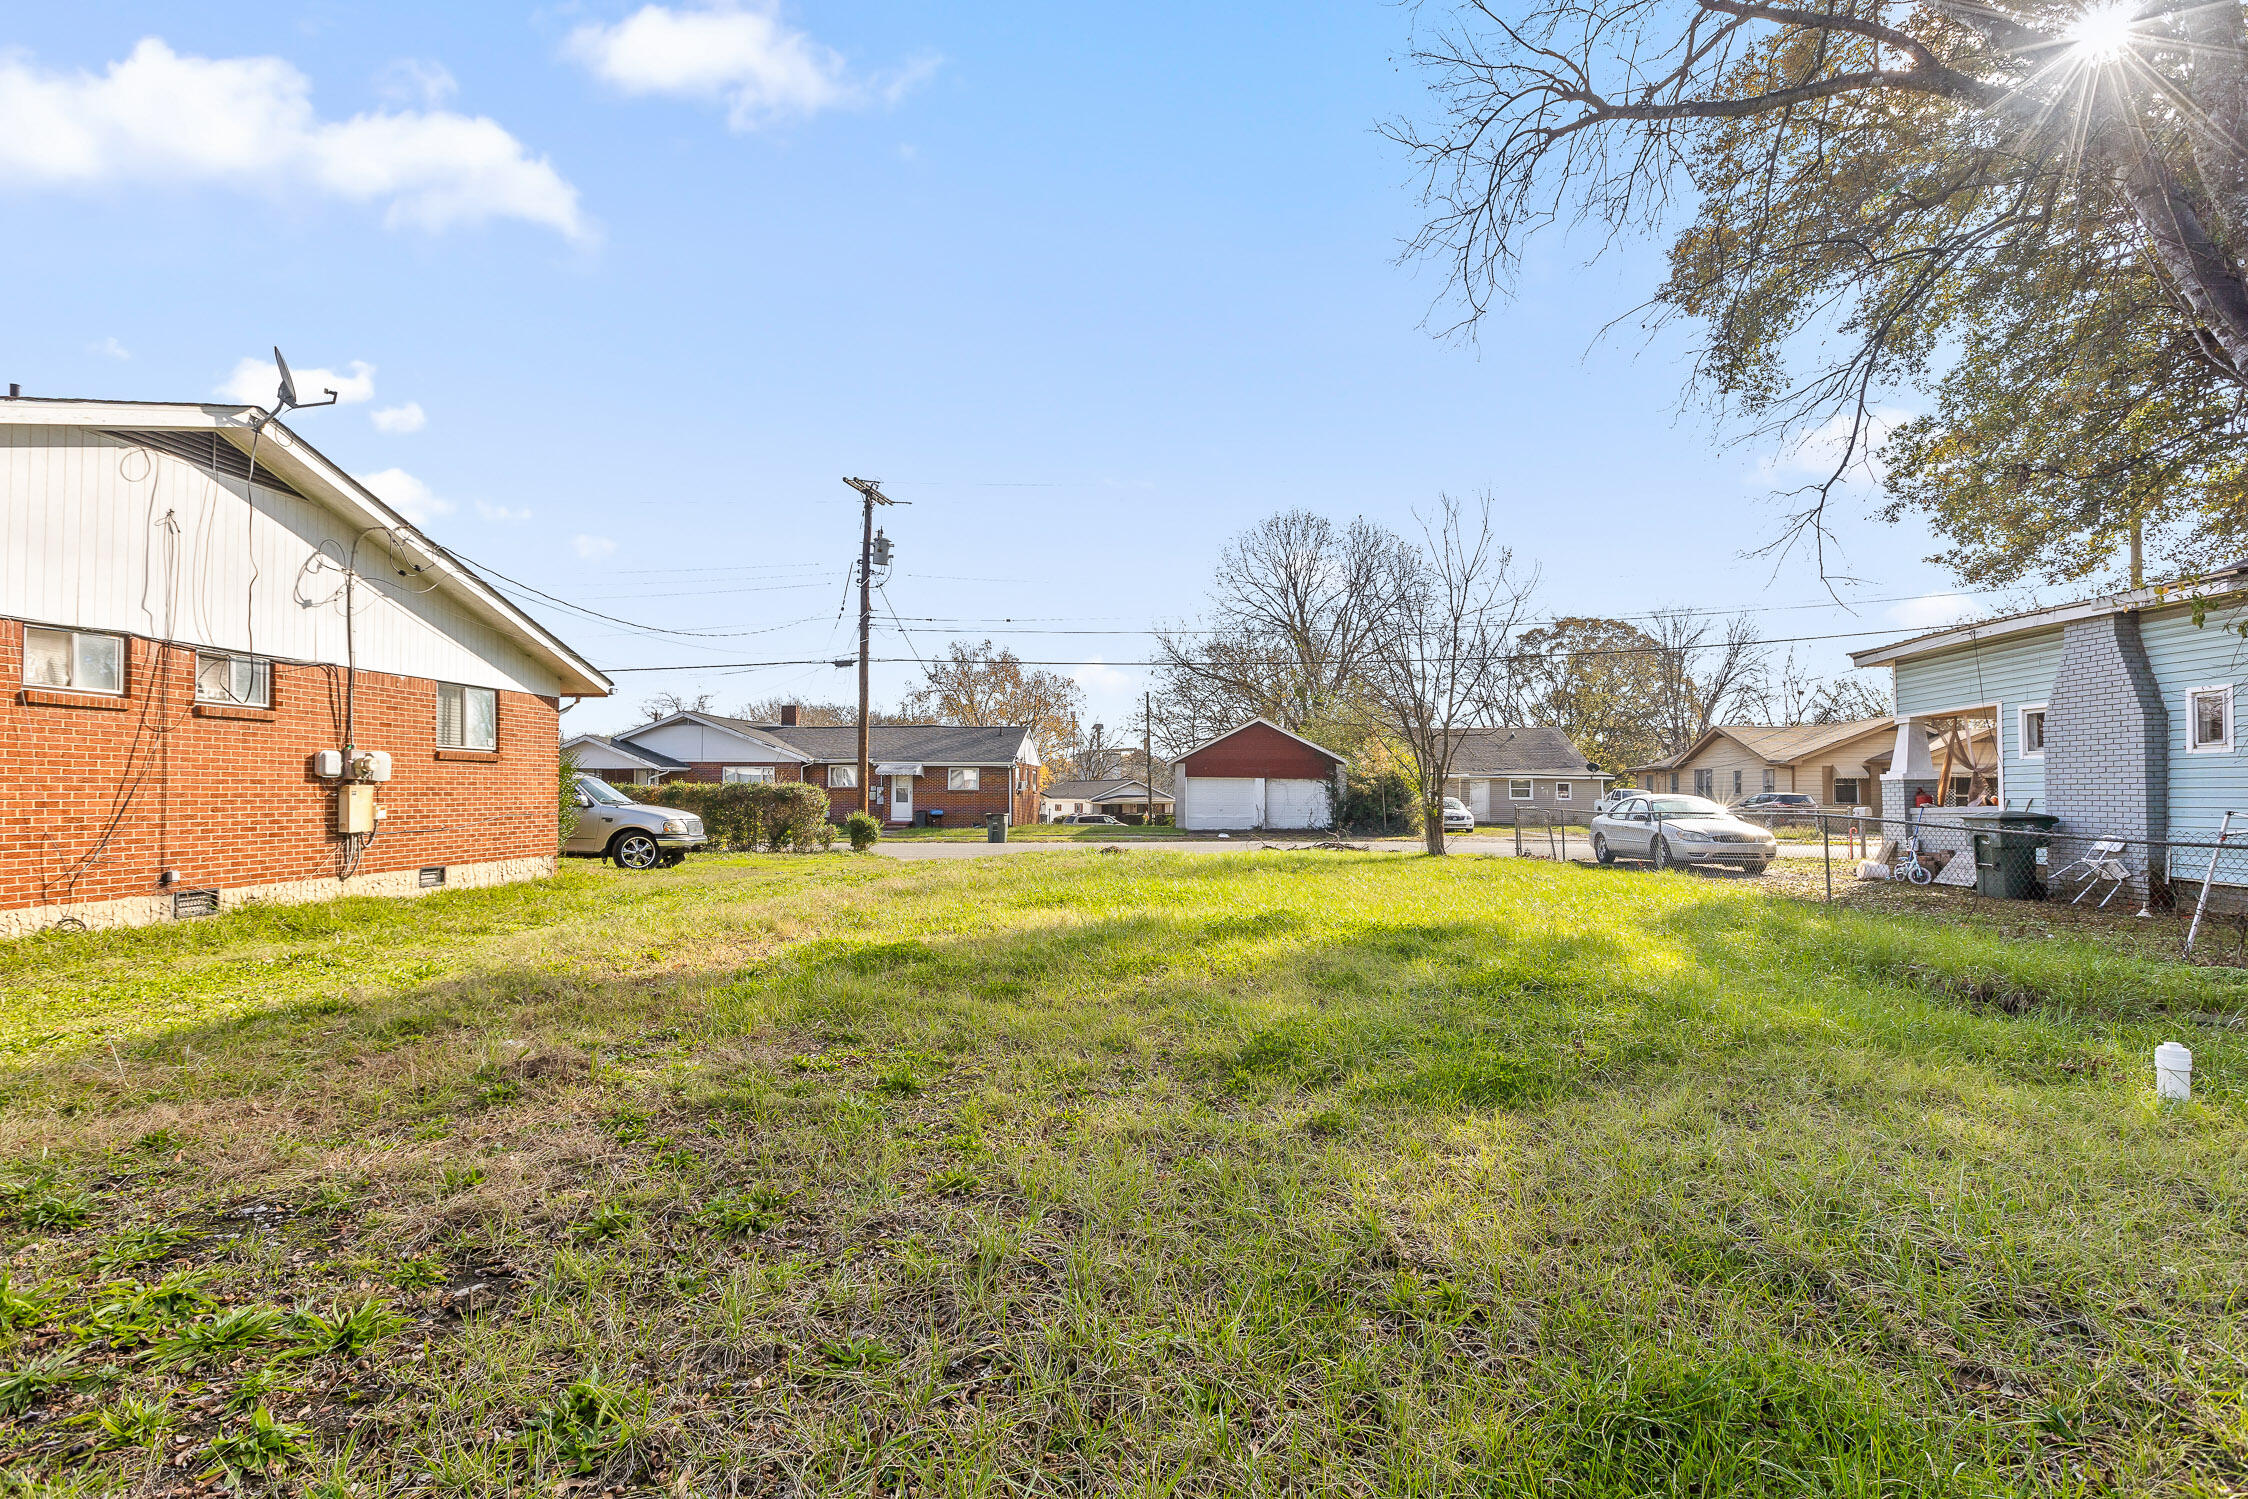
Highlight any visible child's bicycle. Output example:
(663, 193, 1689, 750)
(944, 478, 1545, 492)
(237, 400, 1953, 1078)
(1889, 827, 1934, 885)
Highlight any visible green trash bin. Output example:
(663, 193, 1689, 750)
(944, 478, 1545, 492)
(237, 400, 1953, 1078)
(1962, 808, 2058, 899)
(986, 812, 1008, 844)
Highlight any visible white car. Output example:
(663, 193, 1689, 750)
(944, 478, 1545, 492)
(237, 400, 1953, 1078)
(1590, 793, 1777, 874)
(1594, 786, 1648, 817)
(1441, 796, 1475, 833)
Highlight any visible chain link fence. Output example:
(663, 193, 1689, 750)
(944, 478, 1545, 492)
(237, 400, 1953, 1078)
(1741, 807, 2248, 954)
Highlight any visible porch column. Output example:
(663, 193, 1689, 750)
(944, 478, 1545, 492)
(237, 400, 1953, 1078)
(1878, 718, 1939, 818)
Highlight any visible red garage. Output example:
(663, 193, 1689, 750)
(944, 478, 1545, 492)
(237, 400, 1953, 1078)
(1172, 719, 1346, 830)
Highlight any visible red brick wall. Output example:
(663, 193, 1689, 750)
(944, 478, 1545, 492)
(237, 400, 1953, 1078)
(1178, 722, 1342, 780)
(0, 620, 559, 915)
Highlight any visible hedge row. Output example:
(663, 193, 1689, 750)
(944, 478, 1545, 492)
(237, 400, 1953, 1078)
(626, 780, 835, 852)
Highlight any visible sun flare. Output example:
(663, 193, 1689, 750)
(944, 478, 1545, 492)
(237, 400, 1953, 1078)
(2067, 1, 2138, 62)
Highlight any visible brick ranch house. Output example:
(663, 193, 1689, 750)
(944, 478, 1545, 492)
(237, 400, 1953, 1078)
(0, 397, 611, 938)
(566, 707, 1041, 827)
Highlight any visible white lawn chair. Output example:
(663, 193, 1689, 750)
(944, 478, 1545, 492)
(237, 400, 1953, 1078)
(2050, 840, 2131, 907)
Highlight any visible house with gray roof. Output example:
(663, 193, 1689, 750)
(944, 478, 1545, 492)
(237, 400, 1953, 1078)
(564, 703, 1041, 827)
(1442, 727, 1609, 822)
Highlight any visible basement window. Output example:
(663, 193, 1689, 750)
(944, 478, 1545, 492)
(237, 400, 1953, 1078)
(24, 625, 123, 695)
(436, 682, 497, 750)
(195, 651, 270, 707)
(418, 866, 446, 888)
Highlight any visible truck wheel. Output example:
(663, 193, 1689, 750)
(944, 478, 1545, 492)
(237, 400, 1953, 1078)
(610, 831, 662, 870)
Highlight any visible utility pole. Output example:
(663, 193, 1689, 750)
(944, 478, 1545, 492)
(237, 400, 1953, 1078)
(842, 477, 897, 822)
(1143, 691, 1155, 825)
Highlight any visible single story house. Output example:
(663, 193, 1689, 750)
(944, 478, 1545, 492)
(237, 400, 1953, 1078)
(1173, 719, 1345, 830)
(565, 705, 1041, 826)
(1630, 719, 1901, 813)
(1850, 565, 2248, 887)
(1, 395, 611, 937)
(1041, 778, 1174, 823)
(1441, 727, 1609, 821)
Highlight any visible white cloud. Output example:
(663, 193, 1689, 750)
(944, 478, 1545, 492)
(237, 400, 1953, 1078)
(574, 534, 618, 559)
(217, 356, 375, 407)
(375, 58, 457, 108)
(1763, 406, 1913, 484)
(0, 38, 587, 239)
(88, 335, 129, 360)
(1886, 592, 1980, 631)
(564, 4, 933, 129)
(355, 466, 452, 524)
(1071, 661, 1133, 696)
(370, 401, 425, 434)
(475, 499, 532, 522)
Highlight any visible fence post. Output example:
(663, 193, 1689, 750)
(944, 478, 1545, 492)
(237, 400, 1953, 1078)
(1823, 813, 1832, 902)
(1514, 810, 1522, 858)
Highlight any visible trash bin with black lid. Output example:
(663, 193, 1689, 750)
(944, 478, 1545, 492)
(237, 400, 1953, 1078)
(986, 812, 1009, 844)
(1962, 807, 2058, 899)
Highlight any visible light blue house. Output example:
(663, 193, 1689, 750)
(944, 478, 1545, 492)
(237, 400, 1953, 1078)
(1851, 569, 2248, 886)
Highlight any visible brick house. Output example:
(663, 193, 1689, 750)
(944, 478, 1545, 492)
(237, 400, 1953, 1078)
(566, 707, 1041, 827)
(1, 397, 611, 937)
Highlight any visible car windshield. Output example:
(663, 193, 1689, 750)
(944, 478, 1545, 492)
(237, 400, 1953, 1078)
(1645, 796, 1725, 816)
(1444, 798, 1468, 811)
(577, 776, 635, 807)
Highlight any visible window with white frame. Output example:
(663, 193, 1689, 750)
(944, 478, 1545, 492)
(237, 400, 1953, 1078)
(2019, 704, 2048, 758)
(436, 683, 496, 750)
(1555, 782, 1572, 800)
(722, 765, 776, 784)
(195, 651, 270, 707)
(948, 767, 980, 791)
(24, 626, 124, 695)
(1761, 768, 1776, 793)
(1508, 779, 1533, 800)
(2189, 685, 2235, 752)
(828, 764, 858, 788)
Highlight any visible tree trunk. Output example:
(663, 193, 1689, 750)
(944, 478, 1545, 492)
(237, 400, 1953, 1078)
(2113, 144, 2248, 381)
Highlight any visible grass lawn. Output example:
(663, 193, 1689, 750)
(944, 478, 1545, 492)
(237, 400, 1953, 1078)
(2, 853, 2245, 1494)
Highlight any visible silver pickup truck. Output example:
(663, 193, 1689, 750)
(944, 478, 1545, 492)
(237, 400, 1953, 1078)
(564, 774, 706, 869)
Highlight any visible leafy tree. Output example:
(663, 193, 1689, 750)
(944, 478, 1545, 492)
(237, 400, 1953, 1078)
(1390, 0, 2248, 580)
(903, 641, 1085, 766)
(1509, 617, 1670, 770)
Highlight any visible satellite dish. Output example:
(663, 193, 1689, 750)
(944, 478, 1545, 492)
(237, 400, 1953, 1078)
(265, 346, 339, 417)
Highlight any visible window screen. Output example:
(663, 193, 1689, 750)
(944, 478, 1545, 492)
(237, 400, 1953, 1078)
(24, 626, 124, 693)
(436, 683, 497, 750)
(195, 652, 270, 707)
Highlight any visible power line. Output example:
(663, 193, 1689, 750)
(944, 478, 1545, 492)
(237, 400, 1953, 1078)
(598, 623, 1915, 673)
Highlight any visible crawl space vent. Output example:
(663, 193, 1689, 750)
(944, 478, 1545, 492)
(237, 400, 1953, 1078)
(171, 888, 219, 919)
(417, 866, 446, 888)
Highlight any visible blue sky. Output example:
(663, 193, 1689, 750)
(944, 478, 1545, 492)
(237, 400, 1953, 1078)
(1, 3, 1997, 736)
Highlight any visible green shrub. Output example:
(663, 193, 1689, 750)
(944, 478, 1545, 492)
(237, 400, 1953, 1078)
(1334, 766, 1421, 837)
(843, 811, 879, 851)
(624, 781, 832, 851)
(558, 746, 583, 851)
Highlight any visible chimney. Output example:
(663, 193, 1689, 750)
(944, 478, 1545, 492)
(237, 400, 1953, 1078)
(779, 704, 799, 727)
(6, 385, 18, 399)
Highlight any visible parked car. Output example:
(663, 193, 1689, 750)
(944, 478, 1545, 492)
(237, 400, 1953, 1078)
(1590, 793, 1777, 874)
(1736, 792, 1819, 813)
(1441, 796, 1475, 833)
(564, 774, 706, 869)
(1065, 814, 1123, 825)
(1594, 786, 1647, 817)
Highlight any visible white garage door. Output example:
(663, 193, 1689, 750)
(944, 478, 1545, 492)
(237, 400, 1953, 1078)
(1182, 777, 1261, 829)
(1264, 778, 1332, 829)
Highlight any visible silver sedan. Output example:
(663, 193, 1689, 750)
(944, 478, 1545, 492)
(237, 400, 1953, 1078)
(1590, 793, 1778, 874)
